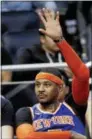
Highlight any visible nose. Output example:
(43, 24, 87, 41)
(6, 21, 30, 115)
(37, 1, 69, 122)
(38, 84, 44, 92)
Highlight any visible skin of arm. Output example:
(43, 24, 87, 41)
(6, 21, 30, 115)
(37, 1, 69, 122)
(1, 126, 13, 139)
(85, 98, 92, 138)
(71, 132, 87, 139)
(2, 71, 12, 82)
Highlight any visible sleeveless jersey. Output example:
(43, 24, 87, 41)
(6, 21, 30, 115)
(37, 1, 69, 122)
(31, 102, 85, 135)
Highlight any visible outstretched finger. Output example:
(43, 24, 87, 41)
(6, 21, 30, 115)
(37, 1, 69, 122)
(38, 11, 47, 26)
(42, 8, 51, 21)
(56, 11, 60, 22)
(49, 10, 55, 19)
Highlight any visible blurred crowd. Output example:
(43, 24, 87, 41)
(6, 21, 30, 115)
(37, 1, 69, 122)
(1, 1, 92, 138)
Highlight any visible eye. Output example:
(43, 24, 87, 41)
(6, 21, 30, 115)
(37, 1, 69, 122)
(44, 83, 52, 87)
(35, 83, 40, 87)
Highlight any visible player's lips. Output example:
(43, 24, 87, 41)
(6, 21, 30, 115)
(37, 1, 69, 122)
(38, 94, 47, 99)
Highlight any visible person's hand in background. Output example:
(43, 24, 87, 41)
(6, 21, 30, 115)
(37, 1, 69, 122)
(38, 8, 63, 41)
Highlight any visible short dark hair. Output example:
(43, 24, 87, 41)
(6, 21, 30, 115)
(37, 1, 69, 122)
(40, 68, 61, 79)
(59, 70, 70, 86)
(40, 68, 70, 86)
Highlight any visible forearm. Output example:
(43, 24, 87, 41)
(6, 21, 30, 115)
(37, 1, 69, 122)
(85, 99, 92, 138)
(57, 39, 89, 105)
(2, 71, 12, 82)
(2, 126, 13, 139)
(72, 77, 89, 104)
(71, 132, 87, 139)
(57, 39, 89, 80)
(16, 124, 71, 139)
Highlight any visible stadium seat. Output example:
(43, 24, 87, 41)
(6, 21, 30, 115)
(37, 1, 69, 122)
(2, 30, 40, 62)
(1, 11, 40, 32)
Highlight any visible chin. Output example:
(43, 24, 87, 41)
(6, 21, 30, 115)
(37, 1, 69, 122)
(39, 100, 47, 104)
(39, 101, 54, 106)
(53, 48, 59, 52)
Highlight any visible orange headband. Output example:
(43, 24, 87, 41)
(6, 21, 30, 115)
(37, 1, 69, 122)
(35, 72, 63, 85)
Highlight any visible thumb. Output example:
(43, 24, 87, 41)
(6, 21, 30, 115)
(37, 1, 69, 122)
(39, 29, 50, 37)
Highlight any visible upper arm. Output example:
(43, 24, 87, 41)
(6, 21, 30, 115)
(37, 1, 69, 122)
(15, 107, 32, 128)
(72, 63, 90, 105)
(72, 76, 89, 105)
(15, 107, 34, 139)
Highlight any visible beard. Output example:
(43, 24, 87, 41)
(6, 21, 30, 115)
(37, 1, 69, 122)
(40, 99, 57, 107)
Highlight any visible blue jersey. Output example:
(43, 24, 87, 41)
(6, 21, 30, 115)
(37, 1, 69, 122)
(31, 102, 85, 135)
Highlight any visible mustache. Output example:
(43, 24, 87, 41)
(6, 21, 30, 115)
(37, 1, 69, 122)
(38, 94, 47, 97)
(37, 91, 47, 96)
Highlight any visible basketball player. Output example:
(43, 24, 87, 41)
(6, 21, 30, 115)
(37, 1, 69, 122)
(15, 9, 89, 139)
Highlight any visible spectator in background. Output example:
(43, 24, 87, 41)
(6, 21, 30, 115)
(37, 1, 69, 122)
(1, 41, 38, 112)
(14, 30, 64, 81)
(1, 95, 14, 139)
(1, 40, 13, 96)
(1, 41, 17, 114)
(1, 41, 12, 82)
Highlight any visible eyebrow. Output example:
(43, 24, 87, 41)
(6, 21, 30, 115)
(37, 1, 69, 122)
(35, 80, 53, 84)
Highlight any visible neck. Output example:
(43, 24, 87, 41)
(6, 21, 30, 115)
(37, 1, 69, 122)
(42, 44, 55, 55)
(40, 101, 60, 113)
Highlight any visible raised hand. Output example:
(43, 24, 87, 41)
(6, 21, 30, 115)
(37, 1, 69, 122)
(38, 8, 63, 41)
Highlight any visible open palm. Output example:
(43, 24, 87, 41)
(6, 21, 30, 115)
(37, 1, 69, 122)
(38, 8, 63, 41)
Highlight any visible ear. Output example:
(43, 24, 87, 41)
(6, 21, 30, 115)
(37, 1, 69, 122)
(57, 84, 63, 93)
(65, 86, 69, 95)
(40, 36, 45, 44)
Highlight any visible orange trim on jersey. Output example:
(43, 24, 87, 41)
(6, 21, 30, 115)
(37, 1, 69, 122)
(63, 102, 75, 115)
(35, 72, 63, 85)
(25, 131, 71, 139)
(16, 124, 34, 139)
